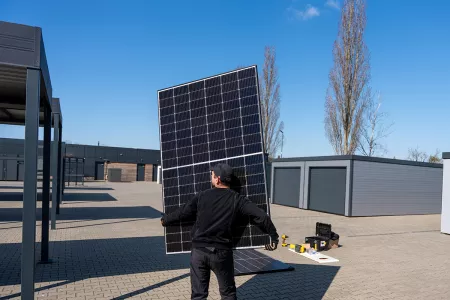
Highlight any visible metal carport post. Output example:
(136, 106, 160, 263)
(51, 98, 63, 227)
(39, 85, 52, 264)
(0, 21, 55, 299)
(56, 114, 63, 215)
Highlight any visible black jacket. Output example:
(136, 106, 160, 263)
(162, 188, 279, 250)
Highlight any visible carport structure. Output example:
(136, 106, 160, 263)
(0, 21, 63, 299)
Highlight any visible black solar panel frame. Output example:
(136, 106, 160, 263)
(157, 65, 271, 254)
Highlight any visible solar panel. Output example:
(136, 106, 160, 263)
(158, 66, 270, 254)
(234, 249, 295, 276)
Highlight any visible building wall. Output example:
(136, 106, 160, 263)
(270, 160, 351, 216)
(65, 144, 160, 179)
(106, 163, 137, 182)
(352, 160, 443, 216)
(145, 164, 154, 182)
(0, 138, 160, 182)
(441, 157, 450, 234)
(271, 156, 443, 217)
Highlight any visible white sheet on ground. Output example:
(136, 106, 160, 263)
(288, 249, 339, 263)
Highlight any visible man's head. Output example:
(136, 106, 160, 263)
(210, 163, 233, 188)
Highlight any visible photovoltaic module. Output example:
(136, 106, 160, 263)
(158, 66, 271, 254)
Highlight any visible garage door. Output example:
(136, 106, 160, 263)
(5, 160, 18, 181)
(0, 160, 4, 180)
(17, 161, 25, 181)
(273, 167, 301, 207)
(308, 167, 346, 215)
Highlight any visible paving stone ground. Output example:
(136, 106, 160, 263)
(1, 181, 450, 299)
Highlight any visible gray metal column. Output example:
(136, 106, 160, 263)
(56, 124, 62, 215)
(21, 68, 41, 300)
(40, 103, 52, 262)
(51, 114, 60, 228)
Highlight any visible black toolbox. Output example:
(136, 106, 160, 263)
(305, 222, 332, 251)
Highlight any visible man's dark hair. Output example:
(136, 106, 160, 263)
(211, 163, 233, 184)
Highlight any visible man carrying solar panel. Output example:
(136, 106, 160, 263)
(161, 163, 279, 300)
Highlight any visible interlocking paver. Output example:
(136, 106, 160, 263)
(1, 181, 450, 299)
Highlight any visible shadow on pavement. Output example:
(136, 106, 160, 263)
(0, 192, 117, 202)
(0, 218, 151, 231)
(0, 205, 162, 222)
(64, 186, 114, 191)
(0, 186, 24, 190)
(237, 262, 340, 299)
(0, 236, 190, 299)
(0, 233, 339, 299)
(110, 273, 191, 300)
(0, 185, 114, 191)
(63, 192, 117, 201)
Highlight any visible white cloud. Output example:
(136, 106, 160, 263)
(289, 4, 320, 21)
(325, 0, 340, 9)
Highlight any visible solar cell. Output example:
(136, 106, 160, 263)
(158, 66, 270, 254)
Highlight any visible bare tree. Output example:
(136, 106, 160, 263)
(325, 0, 371, 155)
(358, 93, 394, 156)
(259, 46, 284, 157)
(428, 149, 443, 164)
(407, 147, 428, 162)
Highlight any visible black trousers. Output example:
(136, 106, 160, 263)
(190, 247, 237, 300)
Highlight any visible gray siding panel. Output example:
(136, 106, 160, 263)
(65, 145, 85, 158)
(137, 149, 160, 164)
(273, 167, 301, 207)
(84, 146, 96, 158)
(308, 167, 346, 215)
(352, 160, 443, 216)
(118, 148, 138, 163)
(0, 21, 38, 67)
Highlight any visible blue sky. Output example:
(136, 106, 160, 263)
(1, 0, 449, 159)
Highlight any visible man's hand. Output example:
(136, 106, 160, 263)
(160, 213, 166, 227)
(264, 239, 278, 251)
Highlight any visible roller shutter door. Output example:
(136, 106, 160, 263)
(273, 167, 301, 207)
(308, 167, 346, 215)
(0, 160, 4, 180)
(5, 160, 18, 181)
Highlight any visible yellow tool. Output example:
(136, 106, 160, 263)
(280, 234, 307, 253)
(282, 243, 306, 253)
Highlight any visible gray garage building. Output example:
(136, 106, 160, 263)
(270, 155, 443, 217)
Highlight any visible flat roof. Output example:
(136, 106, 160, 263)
(443, 153, 450, 159)
(0, 21, 53, 125)
(272, 154, 443, 169)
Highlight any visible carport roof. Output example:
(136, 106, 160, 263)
(0, 21, 53, 126)
(272, 155, 443, 168)
(52, 97, 63, 126)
